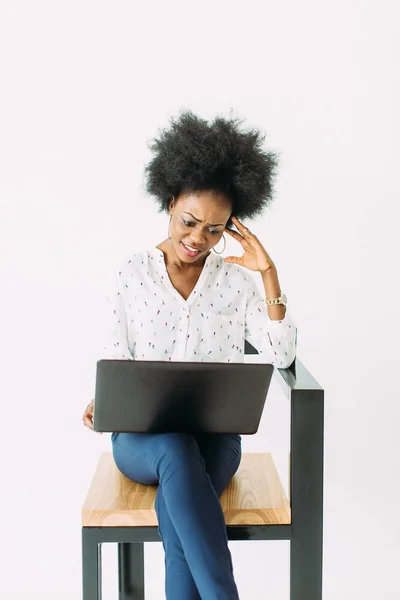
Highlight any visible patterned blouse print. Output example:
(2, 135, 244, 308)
(100, 247, 297, 368)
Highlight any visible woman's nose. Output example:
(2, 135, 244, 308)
(190, 228, 207, 245)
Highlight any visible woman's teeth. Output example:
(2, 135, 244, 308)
(182, 243, 201, 255)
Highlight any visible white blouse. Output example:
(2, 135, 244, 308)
(100, 247, 297, 369)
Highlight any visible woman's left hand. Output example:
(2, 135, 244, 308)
(224, 216, 276, 275)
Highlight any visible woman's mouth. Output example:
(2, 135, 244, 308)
(181, 242, 202, 257)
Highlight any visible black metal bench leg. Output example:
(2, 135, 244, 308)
(291, 530, 323, 600)
(290, 388, 324, 600)
(118, 543, 145, 600)
(82, 528, 102, 600)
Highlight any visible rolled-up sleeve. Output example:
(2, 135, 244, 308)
(99, 266, 134, 360)
(244, 275, 297, 369)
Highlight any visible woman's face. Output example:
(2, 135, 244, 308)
(168, 191, 232, 264)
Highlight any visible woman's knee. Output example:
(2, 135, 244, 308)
(149, 433, 205, 474)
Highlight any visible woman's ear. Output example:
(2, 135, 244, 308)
(168, 196, 175, 217)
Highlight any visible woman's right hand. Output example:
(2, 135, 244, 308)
(82, 399, 102, 434)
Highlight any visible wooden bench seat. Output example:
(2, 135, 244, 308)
(82, 451, 291, 528)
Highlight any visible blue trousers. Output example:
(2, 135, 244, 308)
(111, 431, 242, 600)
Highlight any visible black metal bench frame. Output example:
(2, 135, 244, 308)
(82, 344, 324, 599)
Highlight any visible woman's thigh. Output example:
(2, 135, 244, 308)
(111, 431, 204, 485)
(111, 431, 242, 493)
(111, 431, 161, 485)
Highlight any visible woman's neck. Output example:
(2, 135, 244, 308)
(156, 239, 210, 271)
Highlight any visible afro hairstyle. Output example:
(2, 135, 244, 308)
(144, 108, 280, 224)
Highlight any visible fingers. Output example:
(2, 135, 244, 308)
(224, 256, 243, 265)
(224, 227, 244, 243)
(230, 216, 254, 239)
(82, 401, 102, 434)
(83, 414, 94, 430)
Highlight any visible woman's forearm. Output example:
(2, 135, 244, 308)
(260, 267, 286, 321)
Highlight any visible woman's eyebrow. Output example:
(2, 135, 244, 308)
(183, 212, 224, 227)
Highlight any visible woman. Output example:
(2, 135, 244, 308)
(82, 109, 297, 600)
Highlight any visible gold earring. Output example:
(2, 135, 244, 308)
(212, 234, 226, 254)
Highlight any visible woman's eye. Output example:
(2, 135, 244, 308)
(182, 219, 221, 235)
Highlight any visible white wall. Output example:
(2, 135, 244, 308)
(1, 1, 399, 598)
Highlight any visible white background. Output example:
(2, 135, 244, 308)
(1, 1, 399, 598)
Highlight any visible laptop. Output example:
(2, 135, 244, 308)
(93, 359, 274, 435)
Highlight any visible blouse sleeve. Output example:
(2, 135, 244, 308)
(99, 266, 134, 360)
(244, 274, 297, 369)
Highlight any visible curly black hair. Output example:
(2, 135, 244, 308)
(144, 108, 280, 223)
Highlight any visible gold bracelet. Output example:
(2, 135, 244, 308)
(265, 293, 287, 306)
